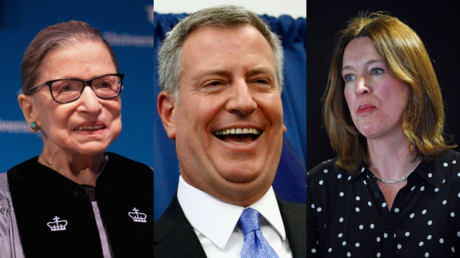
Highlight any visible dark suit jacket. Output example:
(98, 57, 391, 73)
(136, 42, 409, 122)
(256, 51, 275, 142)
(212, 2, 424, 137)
(154, 193, 306, 258)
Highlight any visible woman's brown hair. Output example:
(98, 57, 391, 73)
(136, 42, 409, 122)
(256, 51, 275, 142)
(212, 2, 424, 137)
(324, 12, 455, 173)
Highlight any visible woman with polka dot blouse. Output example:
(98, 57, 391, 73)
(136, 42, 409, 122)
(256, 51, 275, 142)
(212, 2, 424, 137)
(307, 12, 460, 257)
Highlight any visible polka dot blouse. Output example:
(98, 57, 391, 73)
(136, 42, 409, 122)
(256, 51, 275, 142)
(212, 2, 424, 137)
(307, 150, 460, 257)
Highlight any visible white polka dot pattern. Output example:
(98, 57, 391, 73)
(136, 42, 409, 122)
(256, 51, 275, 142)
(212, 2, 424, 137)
(307, 151, 460, 257)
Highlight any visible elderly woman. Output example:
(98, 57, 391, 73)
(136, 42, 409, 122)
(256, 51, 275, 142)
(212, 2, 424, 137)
(0, 21, 152, 257)
(307, 13, 460, 257)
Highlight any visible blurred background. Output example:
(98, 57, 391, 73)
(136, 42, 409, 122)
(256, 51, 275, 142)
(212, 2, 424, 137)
(0, 0, 154, 171)
(307, 0, 460, 171)
(154, 0, 306, 220)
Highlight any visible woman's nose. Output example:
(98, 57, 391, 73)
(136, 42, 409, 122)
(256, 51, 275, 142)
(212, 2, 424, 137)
(77, 86, 102, 114)
(355, 77, 371, 95)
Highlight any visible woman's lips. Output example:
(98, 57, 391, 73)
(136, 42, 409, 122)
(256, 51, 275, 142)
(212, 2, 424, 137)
(357, 104, 376, 115)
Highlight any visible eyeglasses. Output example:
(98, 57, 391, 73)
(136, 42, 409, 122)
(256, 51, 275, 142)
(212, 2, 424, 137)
(26, 73, 124, 103)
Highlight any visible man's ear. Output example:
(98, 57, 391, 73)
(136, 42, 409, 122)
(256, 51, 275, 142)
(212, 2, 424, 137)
(157, 91, 176, 139)
(18, 94, 39, 132)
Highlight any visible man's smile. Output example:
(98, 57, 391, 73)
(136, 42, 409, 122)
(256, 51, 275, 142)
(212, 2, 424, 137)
(213, 128, 262, 144)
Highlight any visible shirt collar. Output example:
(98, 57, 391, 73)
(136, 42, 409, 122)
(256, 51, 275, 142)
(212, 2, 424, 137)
(413, 151, 456, 187)
(177, 176, 286, 250)
(346, 166, 366, 184)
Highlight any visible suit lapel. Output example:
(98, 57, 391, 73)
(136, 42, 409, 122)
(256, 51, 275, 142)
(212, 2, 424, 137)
(154, 194, 207, 258)
(277, 196, 307, 258)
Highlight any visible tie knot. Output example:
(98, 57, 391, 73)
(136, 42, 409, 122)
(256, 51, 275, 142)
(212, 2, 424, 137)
(238, 208, 261, 236)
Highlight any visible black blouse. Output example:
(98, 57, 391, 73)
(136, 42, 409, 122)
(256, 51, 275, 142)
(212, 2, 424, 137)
(307, 150, 460, 258)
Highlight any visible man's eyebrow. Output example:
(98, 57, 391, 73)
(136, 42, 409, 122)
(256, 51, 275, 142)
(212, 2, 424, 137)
(342, 59, 383, 72)
(192, 69, 230, 80)
(191, 68, 274, 81)
(245, 68, 274, 77)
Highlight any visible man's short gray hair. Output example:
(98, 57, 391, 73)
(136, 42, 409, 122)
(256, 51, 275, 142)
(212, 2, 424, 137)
(158, 5, 284, 101)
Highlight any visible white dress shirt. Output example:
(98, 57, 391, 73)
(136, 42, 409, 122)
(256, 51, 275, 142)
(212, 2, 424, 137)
(177, 176, 293, 258)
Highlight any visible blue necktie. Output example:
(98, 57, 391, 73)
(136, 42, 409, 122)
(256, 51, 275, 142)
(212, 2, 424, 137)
(238, 208, 280, 258)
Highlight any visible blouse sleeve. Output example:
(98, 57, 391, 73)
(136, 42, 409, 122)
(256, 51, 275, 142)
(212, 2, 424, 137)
(307, 183, 321, 257)
(0, 172, 25, 258)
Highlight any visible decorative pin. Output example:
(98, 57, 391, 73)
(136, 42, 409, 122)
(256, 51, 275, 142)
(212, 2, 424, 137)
(128, 208, 147, 223)
(47, 216, 68, 231)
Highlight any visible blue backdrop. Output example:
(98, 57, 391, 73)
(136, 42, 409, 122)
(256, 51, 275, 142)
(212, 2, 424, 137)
(0, 0, 153, 172)
(153, 12, 306, 220)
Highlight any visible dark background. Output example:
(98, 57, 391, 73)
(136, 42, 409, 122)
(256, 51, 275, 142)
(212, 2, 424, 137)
(307, 0, 460, 171)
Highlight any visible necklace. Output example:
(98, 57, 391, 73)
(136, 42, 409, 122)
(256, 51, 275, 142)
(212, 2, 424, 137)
(371, 160, 422, 184)
(40, 155, 51, 168)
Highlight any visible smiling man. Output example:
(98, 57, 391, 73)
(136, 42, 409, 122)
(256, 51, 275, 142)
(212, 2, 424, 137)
(154, 5, 306, 258)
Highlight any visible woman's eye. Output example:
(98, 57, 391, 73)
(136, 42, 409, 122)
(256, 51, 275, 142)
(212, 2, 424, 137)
(371, 68, 384, 75)
(61, 85, 72, 92)
(344, 74, 356, 82)
(100, 82, 111, 88)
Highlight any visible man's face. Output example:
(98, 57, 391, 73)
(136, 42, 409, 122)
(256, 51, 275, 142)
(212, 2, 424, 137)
(161, 25, 286, 206)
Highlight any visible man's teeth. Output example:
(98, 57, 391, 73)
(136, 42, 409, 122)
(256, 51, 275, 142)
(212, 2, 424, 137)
(214, 128, 261, 135)
(74, 126, 104, 131)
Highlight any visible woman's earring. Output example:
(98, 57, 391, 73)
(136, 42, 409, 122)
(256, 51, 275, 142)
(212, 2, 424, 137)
(31, 121, 39, 130)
